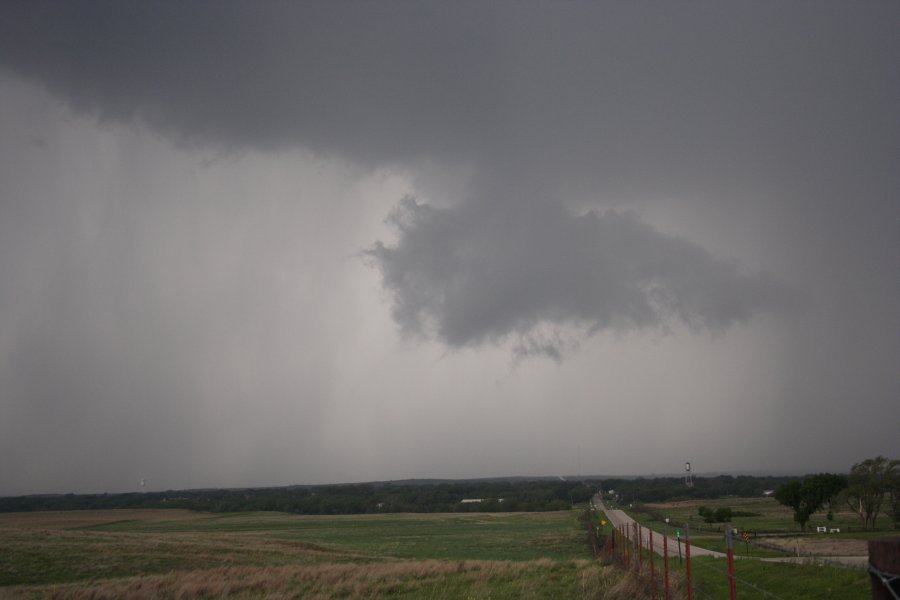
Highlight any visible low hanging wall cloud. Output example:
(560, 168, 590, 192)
(366, 195, 802, 359)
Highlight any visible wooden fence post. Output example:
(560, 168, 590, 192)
(869, 536, 900, 600)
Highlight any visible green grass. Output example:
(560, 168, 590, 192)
(690, 556, 869, 600)
(618, 496, 893, 559)
(83, 510, 588, 561)
(0, 508, 604, 598)
(634, 496, 882, 534)
(678, 536, 790, 558)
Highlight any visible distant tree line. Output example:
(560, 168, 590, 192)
(599, 474, 795, 504)
(0, 480, 596, 514)
(0, 474, 825, 515)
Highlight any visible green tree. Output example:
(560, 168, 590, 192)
(774, 473, 847, 531)
(714, 507, 733, 523)
(890, 461, 900, 527)
(698, 506, 715, 523)
(845, 456, 897, 529)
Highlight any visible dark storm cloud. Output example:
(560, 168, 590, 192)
(0, 0, 898, 484)
(6, 1, 887, 355)
(366, 196, 801, 357)
(2, 1, 895, 188)
(0, 1, 501, 163)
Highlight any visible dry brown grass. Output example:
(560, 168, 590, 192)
(11, 559, 605, 599)
(1, 509, 616, 598)
(0, 527, 370, 567)
(758, 536, 867, 556)
(0, 510, 200, 531)
(600, 570, 658, 600)
(644, 497, 777, 511)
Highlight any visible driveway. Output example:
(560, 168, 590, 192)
(595, 494, 724, 558)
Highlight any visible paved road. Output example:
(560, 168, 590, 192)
(594, 494, 725, 558)
(593, 494, 868, 568)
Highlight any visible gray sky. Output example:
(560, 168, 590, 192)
(0, 2, 897, 495)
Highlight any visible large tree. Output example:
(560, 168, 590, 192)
(889, 462, 900, 528)
(845, 456, 898, 529)
(774, 473, 847, 531)
(889, 459, 900, 527)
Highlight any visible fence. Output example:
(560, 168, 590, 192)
(594, 511, 793, 600)
(587, 491, 883, 599)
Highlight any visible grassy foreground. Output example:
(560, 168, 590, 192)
(689, 556, 870, 600)
(0, 509, 643, 599)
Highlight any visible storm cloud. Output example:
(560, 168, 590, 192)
(1, 1, 857, 355)
(0, 2, 897, 494)
(367, 196, 800, 357)
(4, 2, 896, 197)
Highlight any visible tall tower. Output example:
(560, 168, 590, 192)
(684, 462, 693, 487)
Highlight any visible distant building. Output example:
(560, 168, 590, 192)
(763, 490, 775, 496)
(460, 498, 484, 504)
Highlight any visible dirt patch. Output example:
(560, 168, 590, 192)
(645, 497, 775, 510)
(0, 509, 200, 530)
(759, 536, 867, 556)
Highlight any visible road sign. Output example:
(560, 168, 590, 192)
(676, 529, 680, 538)
(743, 531, 751, 542)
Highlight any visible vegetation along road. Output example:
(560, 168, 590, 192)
(595, 494, 869, 568)
(595, 494, 725, 558)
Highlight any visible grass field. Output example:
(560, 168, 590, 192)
(0, 508, 644, 599)
(689, 556, 870, 600)
(617, 496, 890, 557)
(635, 496, 881, 535)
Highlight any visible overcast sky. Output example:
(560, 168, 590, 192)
(0, 2, 897, 496)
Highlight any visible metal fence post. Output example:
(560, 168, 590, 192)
(649, 527, 656, 600)
(677, 528, 683, 565)
(638, 521, 644, 574)
(633, 522, 639, 572)
(685, 524, 692, 600)
(726, 526, 737, 600)
(663, 527, 670, 600)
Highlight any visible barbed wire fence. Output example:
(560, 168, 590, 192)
(590, 501, 830, 600)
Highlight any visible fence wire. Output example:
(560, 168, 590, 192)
(608, 518, 794, 600)
(691, 556, 787, 600)
(691, 582, 716, 600)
